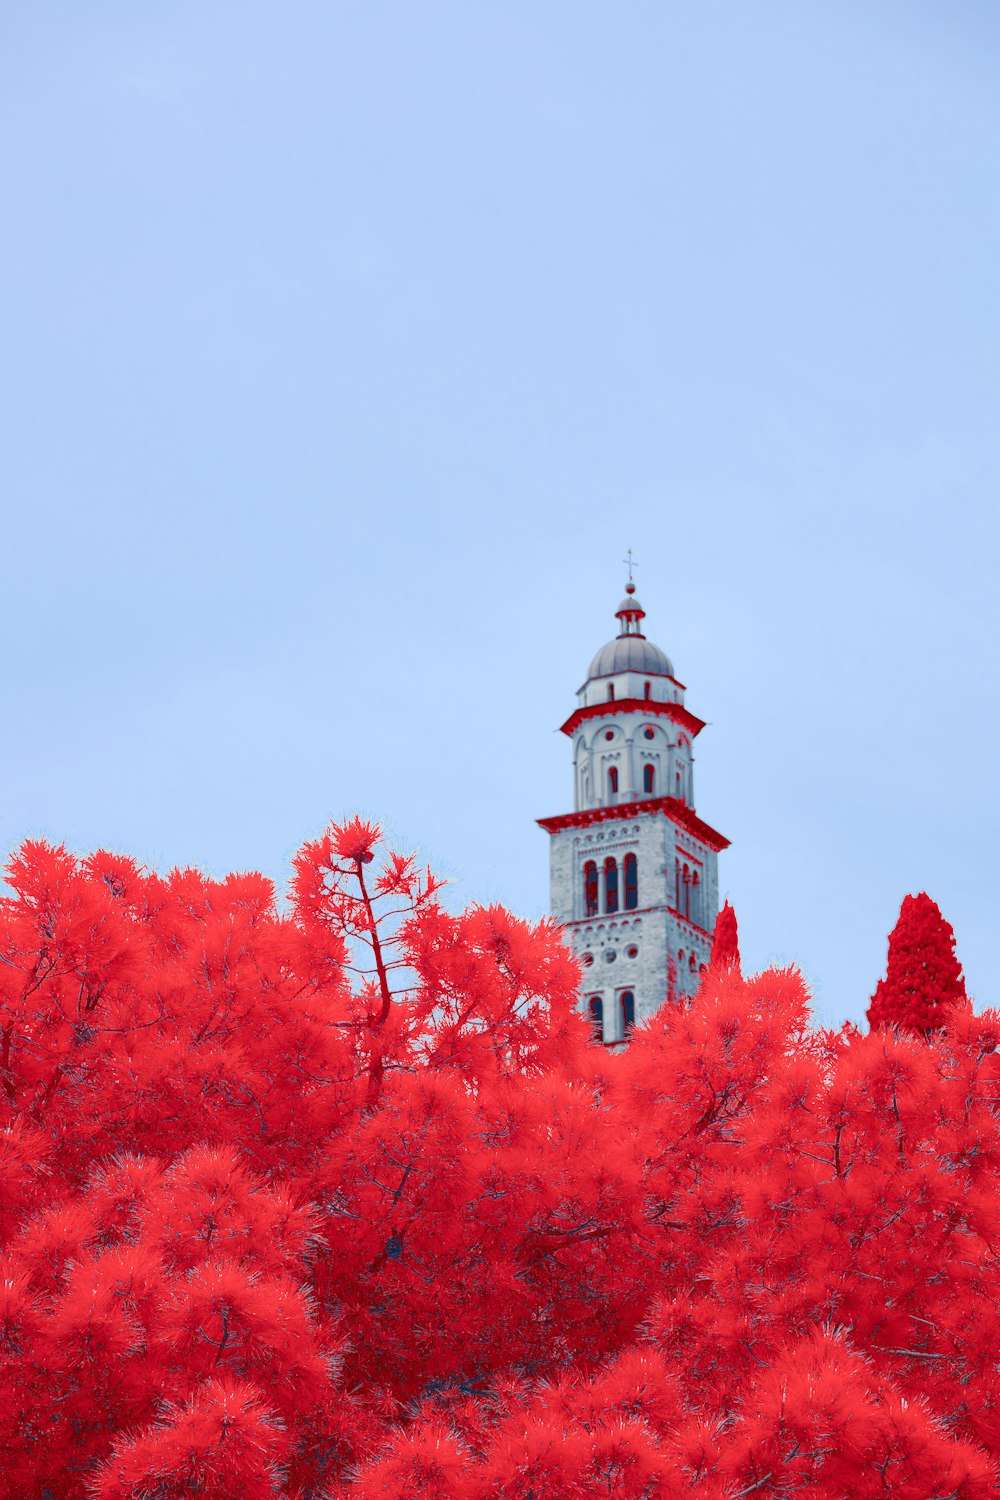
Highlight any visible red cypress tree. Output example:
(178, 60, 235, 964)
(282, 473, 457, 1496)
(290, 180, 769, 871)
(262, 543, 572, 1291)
(709, 900, 740, 973)
(867, 891, 968, 1036)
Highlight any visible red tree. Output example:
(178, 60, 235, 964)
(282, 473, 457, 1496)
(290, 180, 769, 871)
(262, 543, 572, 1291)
(867, 891, 968, 1036)
(1, 824, 998, 1499)
(708, 900, 740, 973)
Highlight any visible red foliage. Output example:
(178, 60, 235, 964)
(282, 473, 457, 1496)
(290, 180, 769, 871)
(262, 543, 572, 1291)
(0, 824, 997, 1498)
(867, 891, 969, 1036)
(708, 900, 740, 974)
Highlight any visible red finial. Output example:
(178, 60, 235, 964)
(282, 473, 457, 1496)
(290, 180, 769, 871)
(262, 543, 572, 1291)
(615, 552, 646, 635)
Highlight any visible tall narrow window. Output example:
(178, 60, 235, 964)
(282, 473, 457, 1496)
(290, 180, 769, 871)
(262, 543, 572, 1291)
(675, 769, 683, 803)
(644, 681, 651, 700)
(623, 853, 638, 910)
(604, 857, 619, 914)
(583, 860, 598, 917)
(588, 995, 604, 1043)
(692, 870, 701, 927)
(620, 990, 635, 1038)
(674, 859, 681, 911)
(682, 864, 691, 920)
(608, 683, 615, 701)
(643, 764, 655, 795)
(608, 766, 619, 797)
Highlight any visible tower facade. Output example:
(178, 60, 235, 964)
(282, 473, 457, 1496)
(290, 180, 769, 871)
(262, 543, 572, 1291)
(538, 578, 730, 1043)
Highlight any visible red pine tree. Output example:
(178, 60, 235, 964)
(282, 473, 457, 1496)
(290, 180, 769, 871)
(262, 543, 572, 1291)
(1, 825, 998, 1498)
(867, 891, 968, 1036)
(709, 899, 740, 973)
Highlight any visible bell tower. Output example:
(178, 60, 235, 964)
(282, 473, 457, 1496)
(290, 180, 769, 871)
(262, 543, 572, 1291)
(538, 571, 729, 1042)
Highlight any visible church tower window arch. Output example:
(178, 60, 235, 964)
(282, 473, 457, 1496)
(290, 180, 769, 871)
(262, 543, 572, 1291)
(623, 853, 638, 910)
(604, 857, 619, 913)
(620, 990, 635, 1037)
(583, 860, 598, 917)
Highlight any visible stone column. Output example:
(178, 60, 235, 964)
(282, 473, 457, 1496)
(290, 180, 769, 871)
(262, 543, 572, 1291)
(624, 734, 637, 800)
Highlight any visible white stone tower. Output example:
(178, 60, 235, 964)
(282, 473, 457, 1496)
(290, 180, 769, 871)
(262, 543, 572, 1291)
(538, 574, 729, 1043)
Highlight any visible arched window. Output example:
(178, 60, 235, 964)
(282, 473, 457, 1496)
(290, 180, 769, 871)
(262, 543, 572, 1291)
(583, 860, 598, 917)
(608, 766, 619, 797)
(675, 769, 683, 803)
(674, 859, 681, 911)
(644, 681, 651, 700)
(608, 683, 615, 701)
(688, 953, 697, 972)
(623, 853, 638, 910)
(604, 857, 619, 914)
(682, 864, 691, 920)
(588, 995, 604, 1043)
(692, 869, 700, 926)
(620, 990, 635, 1038)
(643, 764, 655, 795)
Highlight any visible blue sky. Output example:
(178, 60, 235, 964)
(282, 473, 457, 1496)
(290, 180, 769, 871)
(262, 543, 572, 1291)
(1, 2, 997, 1026)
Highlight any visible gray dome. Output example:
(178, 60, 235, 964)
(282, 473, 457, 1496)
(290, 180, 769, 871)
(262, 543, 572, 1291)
(586, 634, 674, 681)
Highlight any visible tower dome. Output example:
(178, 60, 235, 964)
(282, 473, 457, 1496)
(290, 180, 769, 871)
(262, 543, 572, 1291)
(584, 580, 674, 684)
(586, 634, 674, 681)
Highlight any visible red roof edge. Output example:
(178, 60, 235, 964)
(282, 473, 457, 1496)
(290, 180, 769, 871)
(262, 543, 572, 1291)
(559, 698, 706, 739)
(536, 795, 730, 851)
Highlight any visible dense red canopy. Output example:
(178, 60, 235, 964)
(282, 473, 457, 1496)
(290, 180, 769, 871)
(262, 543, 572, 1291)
(1, 823, 997, 1498)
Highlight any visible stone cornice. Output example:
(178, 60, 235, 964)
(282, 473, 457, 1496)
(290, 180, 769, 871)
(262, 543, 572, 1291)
(536, 795, 730, 852)
(559, 698, 706, 739)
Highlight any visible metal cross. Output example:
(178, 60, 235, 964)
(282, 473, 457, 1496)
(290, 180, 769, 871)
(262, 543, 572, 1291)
(623, 548, 638, 582)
